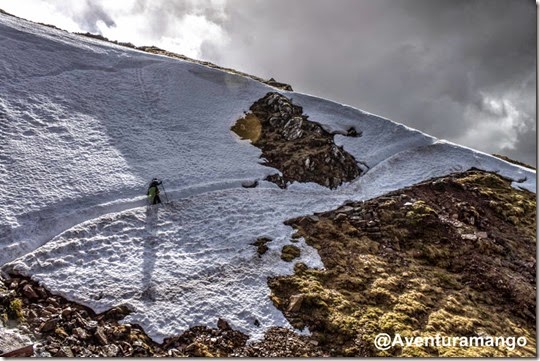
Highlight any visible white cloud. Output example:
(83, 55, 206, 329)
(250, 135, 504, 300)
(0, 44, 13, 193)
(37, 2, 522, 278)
(0, 0, 535, 164)
(457, 94, 524, 153)
(1, 0, 229, 59)
(1, 0, 83, 32)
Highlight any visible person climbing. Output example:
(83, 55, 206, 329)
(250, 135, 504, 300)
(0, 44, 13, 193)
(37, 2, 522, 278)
(147, 177, 162, 205)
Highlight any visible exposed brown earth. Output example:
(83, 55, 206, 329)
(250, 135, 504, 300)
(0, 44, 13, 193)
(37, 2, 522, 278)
(268, 170, 536, 357)
(233, 92, 362, 189)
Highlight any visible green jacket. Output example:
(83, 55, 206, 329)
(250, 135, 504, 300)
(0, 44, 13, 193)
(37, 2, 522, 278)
(147, 186, 159, 198)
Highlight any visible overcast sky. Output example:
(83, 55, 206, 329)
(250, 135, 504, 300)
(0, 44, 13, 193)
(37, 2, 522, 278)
(1, 0, 536, 165)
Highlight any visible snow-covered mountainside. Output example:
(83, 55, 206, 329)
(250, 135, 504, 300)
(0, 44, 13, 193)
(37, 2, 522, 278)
(0, 12, 535, 344)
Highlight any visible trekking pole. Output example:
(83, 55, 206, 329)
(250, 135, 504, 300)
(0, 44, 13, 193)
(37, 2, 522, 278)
(160, 183, 170, 204)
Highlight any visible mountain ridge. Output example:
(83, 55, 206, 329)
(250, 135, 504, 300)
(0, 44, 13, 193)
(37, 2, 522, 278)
(0, 10, 536, 357)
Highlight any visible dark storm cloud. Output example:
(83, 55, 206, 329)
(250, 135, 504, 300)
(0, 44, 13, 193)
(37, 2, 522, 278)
(202, 0, 536, 165)
(5, 0, 534, 164)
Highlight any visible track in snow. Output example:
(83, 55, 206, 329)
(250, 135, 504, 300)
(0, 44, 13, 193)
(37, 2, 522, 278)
(1, 178, 263, 266)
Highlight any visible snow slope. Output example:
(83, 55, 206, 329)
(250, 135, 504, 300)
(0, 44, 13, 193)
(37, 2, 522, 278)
(0, 13, 535, 342)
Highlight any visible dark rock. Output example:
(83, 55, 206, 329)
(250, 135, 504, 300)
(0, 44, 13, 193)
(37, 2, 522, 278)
(265, 174, 288, 189)
(47, 297, 60, 307)
(185, 342, 210, 357)
(241, 180, 259, 188)
(346, 127, 359, 137)
(281, 245, 301, 262)
(73, 327, 88, 340)
(35, 287, 49, 299)
(287, 294, 304, 312)
(21, 284, 39, 300)
(94, 326, 108, 345)
(27, 309, 38, 320)
(60, 307, 72, 319)
(334, 213, 347, 222)
(217, 318, 232, 331)
(282, 117, 304, 140)
(265, 78, 293, 91)
(7, 278, 19, 290)
(234, 93, 362, 190)
(55, 346, 74, 357)
(39, 317, 59, 333)
(336, 206, 354, 214)
(104, 305, 130, 320)
(251, 237, 273, 257)
(118, 341, 133, 357)
(367, 227, 381, 233)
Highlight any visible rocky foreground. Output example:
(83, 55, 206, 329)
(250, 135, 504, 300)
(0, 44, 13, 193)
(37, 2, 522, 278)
(1, 169, 535, 357)
(0, 275, 325, 357)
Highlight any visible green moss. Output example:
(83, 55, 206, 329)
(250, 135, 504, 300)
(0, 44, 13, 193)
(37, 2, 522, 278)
(8, 298, 24, 321)
(231, 113, 262, 143)
(405, 201, 437, 225)
(281, 245, 301, 262)
(456, 172, 508, 190)
(268, 170, 536, 357)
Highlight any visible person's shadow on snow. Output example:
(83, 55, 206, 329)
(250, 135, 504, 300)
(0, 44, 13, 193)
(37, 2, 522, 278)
(142, 205, 159, 302)
(145, 205, 159, 235)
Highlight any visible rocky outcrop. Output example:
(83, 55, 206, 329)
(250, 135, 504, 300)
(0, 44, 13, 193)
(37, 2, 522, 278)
(492, 153, 536, 170)
(0, 275, 326, 357)
(281, 245, 301, 262)
(251, 237, 273, 257)
(233, 92, 362, 189)
(269, 170, 536, 357)
(0, 276, 165, 357)
(133, 47, 293, 91)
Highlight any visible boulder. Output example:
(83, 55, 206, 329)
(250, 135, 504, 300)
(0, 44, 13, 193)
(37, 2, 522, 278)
(73, 327, 89, 340)
(39, 318, 59, 333)
(21, 284, 39, 300)
(287, 294, 305, 313)
(60, 307, 72, 319)
(94, 326, 108, 346)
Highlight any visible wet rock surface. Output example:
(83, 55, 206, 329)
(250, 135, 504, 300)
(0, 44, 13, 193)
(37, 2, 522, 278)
(233, 92, 362, 189)
(269, 170, 536, 357)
